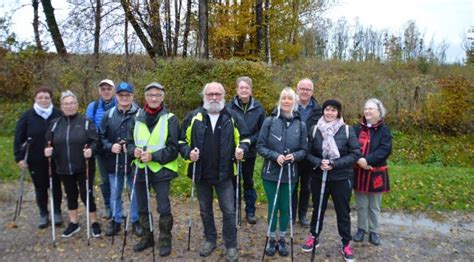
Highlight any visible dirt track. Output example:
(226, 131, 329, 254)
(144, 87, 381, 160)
(1, 182, 473, 261)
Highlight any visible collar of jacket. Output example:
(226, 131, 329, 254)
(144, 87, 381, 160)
(135, 106, 169, 122)
(200, 106, 231, 118)
(360, 117, 384, 129)
(231, 95, 256, 111)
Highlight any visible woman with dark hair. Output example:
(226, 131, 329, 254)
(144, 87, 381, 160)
(45, 90, 101, 238)
(14, 87, 63, 229)
(301, 99, 360, 262)
(353, 98, 392, 246)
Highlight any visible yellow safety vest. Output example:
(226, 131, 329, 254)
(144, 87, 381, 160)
(133, 112, 178, 172)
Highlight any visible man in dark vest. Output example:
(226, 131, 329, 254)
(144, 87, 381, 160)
(292, 78, 322, 227)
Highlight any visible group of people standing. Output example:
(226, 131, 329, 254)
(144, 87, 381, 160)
(14, 76, 392, 262)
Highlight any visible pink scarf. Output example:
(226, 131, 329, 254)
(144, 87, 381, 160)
(316, 117, 345, 160)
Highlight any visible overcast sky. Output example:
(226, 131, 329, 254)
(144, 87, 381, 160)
(324, 0, 473, 63)
(1, 0, 472, 63)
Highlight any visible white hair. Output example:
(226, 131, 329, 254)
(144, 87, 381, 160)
(365, 98, 387, 118)
(201, 82, 226, 97)
(297, 78, 314, 90)
(60, 90, 78, 103)
(277, 87, 299, 118)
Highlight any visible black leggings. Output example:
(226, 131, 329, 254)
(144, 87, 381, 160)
(29, 163, 62, 216)
(61, 171, 96, 212)
(310, 177, 352, 246)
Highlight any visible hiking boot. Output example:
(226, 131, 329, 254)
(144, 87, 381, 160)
(278, 238, 289, 257)
(341, 244, 354, 262)
(133, 235, 154, 252)
(158, 214, 173, 257)
(246, 213, 257, 224)
(301, 234, 319, 253)
(225, 247, 239, 262)
(54, 212, 63, 226)
(132, 221, 144, 237)
(62, 222, 80, 238)
(353, 228, 365, 242)
(265, 238, 277, 256)
(92, 222, 102, 238)
(369, 232, 380, 246)
(199, 241, 217, 257)
(38, 214, 49, 229)
(105, 221, 121, 236)
(299, 216, 310, 228)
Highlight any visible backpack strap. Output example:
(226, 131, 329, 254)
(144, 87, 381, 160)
(345, 124, 349, 140)
(92, 99, 100, 119)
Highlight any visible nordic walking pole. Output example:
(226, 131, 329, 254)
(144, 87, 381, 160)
(13, 137, 31, 223)
(311, 156, 328, 262)
(112, 140, 121, 245)
(143, 147, 156, 262)
(121, 143, 138, 261)
(187, 158, 197, 251)
(286, 150, 294, 262)
(261, 160, 285, 262)
(47, 141, 56, 248)
(85, 144, 91, 246)
(235, 160, 240, 230)
(238, 160, 242, 226)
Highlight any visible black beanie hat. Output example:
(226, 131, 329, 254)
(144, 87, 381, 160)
(322, 99, 342, 118)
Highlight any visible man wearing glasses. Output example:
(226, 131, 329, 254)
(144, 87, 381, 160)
(292, 78, 322, 227)
(99, 82, 143, 238)
(86, 79, 117, 219)
(127, 82, 179, 257)
(179, 82, 250, 262)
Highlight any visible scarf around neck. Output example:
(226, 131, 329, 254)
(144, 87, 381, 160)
(33, 103, 53, 120)
(144, 103, 162, 115)
(316, 117, 345, 160)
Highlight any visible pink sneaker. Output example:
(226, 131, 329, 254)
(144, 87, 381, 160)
(301, 234, 319, 252)
(341, 244, 354, 262)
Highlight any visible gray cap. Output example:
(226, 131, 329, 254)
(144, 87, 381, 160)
(144, 82, 165, 92)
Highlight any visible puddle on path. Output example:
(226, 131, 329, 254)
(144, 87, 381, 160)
(381, 213, 454, 234)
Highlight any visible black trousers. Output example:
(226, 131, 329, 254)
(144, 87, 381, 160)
(232, 157, 257, 215)
(61, 171, 96, 212)
(292, 161, 312, 219)
(29, 162, 62, 216)
(310, 176, 352, 246)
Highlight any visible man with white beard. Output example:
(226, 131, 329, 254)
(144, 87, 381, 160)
(179, 82, 250, 262)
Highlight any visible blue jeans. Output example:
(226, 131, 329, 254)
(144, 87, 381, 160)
(97, 154, 110, 209)
(196, 178, 236, 248)
(108, 172, 139, 224)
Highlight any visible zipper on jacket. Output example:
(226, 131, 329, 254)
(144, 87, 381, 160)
(266, 160, 271, 173)
(66, 118, 73, 175)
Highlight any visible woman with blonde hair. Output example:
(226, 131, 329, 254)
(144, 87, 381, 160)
(257, 87, 307, 257)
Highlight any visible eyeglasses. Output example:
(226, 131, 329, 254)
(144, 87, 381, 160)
(145, 93, 163, 99)
(100, 87, 113, 91)
(117, 93, 132, 98)
(298, 88, 313, 93)
(205, 93, 223, 98)
(61, 102, 77, 107)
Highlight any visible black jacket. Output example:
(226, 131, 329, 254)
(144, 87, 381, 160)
(299, 97, 323, 133)
(353, 119, 392, 167)
(179, 107, 250, 182)
(45, 114, 98, 175)
(307, 124, 361, 181)
(227, 96, 266, 158)
(257, 109, 308, 184)
(14, 107, 61, 166)
(100, 104, 140, 174)
(127, 107, 180, 182)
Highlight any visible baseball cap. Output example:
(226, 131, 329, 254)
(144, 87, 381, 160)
(144, 82, 165, 92)
(116, 82, 134, 93)
(98, 79, 115, 88)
